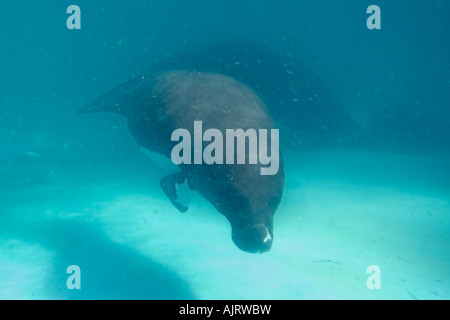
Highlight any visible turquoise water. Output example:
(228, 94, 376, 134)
(0, 1, 449, 299)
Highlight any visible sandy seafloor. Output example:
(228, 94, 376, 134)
(0, 148, 449, 300)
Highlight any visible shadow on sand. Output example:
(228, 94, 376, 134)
(1, 217, 196, 300)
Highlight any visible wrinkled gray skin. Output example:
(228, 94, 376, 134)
(78, 71, 285, 253)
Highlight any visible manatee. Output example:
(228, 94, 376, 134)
(78, 71, 285, 253)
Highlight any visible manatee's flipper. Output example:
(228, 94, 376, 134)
(160, 172, 192, 213)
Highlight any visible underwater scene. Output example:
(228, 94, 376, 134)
(0, 0, 449, 300)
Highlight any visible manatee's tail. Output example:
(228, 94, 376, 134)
(77, 74, 155, 117)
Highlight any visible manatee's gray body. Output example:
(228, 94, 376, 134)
(78, 71, 285, 253)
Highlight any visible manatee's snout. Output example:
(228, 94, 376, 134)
(232, 224, 273, 253)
